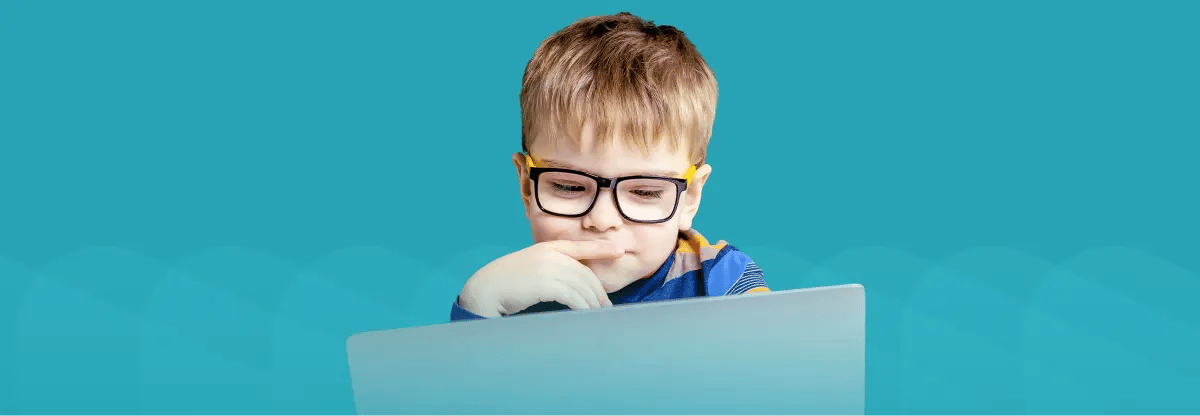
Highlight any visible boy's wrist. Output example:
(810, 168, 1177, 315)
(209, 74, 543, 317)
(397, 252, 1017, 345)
(457, 290, 502, 318)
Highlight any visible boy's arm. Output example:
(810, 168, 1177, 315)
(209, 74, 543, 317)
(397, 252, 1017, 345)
(726, 260, 770, 295)
(704, 248, 770, 296)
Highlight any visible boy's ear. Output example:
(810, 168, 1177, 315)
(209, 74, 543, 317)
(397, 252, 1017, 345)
(677, 163, 713, 232)
(512, 152, 533, 211)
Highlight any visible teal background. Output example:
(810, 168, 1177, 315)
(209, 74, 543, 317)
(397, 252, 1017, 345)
(1, 0, 1197, 414)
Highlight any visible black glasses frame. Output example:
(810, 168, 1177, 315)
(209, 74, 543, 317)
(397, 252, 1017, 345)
(528, 167, 690, 224)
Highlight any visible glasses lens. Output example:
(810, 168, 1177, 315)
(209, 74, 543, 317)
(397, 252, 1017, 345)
(616, 178, 679, 222)
(536, 171, 597, 216)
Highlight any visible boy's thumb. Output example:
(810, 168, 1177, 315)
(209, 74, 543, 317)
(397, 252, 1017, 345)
(545, 240, 624, 260)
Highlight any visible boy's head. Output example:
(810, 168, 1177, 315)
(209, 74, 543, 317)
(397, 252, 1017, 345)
(513, 12, 719, 293)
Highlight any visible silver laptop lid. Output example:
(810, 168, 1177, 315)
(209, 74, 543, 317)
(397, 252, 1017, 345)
(347, 283, 866, 414)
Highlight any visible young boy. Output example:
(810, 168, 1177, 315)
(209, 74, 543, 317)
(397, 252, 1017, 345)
(451, 12, 768, 321)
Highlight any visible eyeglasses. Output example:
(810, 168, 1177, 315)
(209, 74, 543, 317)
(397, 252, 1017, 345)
(525, 153, 696, 224)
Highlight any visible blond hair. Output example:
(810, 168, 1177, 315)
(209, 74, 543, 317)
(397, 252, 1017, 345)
(520, 12, 718, 166)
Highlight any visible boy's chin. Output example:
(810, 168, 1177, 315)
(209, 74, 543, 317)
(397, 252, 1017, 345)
(581, 258, 639, 293)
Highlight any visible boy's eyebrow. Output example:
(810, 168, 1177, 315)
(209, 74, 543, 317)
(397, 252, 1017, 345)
(540, 158, 684, 178)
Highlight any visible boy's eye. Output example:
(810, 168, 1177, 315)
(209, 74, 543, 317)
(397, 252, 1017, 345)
(551, 182, 587, 193)
(629, 189, 665, 199)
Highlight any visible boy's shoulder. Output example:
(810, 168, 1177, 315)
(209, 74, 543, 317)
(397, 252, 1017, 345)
(670, 230, 769, 296)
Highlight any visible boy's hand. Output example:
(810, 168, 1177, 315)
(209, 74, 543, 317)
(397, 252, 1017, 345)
(458, 240, 623, 318)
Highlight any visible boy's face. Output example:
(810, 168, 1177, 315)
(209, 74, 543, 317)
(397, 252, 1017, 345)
(514, 123, 712, 293)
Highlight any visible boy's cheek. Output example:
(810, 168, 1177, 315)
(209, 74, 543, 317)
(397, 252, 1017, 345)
(526, 215, 574, 243)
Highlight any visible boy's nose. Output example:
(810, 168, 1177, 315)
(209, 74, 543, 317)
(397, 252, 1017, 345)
(582, 188, 623, 231)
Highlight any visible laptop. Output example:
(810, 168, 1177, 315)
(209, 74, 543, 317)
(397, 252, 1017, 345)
(346, 283, 866, 415)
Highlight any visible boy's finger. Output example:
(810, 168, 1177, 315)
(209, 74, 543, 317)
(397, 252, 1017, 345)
(555, 273, 602, 309)
(571, 263, 613, 307)
(543, 282, 592, 310)
(545, 240, 624, 260)
(588, 273, 613, 307)
(560, 259, 614, 308)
